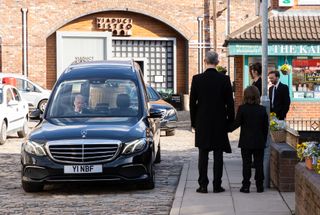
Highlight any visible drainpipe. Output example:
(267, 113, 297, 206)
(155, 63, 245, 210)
(226, 0, 231, 76)
(22, 8, 28, 77)
(212, 0, 217, 51)
(197, 17, 203, 74)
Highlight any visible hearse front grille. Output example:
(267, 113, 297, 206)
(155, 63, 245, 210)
(46, 139, 121, 164)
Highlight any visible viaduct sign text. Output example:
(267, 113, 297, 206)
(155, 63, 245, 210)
(96, 18, 133, 36)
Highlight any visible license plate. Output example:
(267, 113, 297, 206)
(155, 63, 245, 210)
(64, 165, 102, 174)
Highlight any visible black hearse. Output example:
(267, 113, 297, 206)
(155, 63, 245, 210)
(21, 60, 162, 192)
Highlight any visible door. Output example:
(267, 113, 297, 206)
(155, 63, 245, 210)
(247, 57, 278, 88)
(11, 87, 26, 126)
(56, 31, 112, 79)
(5, 88, 20, 131)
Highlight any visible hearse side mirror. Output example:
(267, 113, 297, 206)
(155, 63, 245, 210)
(29, 109, 42, 120)
(149, 108, 163, 118)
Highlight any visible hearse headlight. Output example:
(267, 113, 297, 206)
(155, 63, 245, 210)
(165, 109, 176, 118)
(122, 139, 146, 155)
(24, 140, 46, 156)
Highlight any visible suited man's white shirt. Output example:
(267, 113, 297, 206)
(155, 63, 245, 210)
(271, 81, 280, 108)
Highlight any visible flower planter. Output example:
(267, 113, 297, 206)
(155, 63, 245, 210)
(271, 130, 286, 143)
(280, 64, 291, 75)
(305, 157, 313, 170)
(280, 69, 289, 75)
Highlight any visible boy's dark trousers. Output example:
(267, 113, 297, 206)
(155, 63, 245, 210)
(241, 148, 264, 188)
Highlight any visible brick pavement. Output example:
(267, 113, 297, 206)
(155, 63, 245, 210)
(0, 113, 193, 214)
(0, 112, 242, 214)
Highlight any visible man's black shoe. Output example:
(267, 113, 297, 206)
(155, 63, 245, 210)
(196, 187, 208, 193)
(240, 186, 250, 193)
(257, 187, 264, 193)
(213, 187, 225, 193)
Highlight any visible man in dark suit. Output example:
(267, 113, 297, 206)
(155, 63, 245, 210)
(268, 70, 291, 120)
(189, 51, 235, 193)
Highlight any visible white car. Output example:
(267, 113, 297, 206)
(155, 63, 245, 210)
(0, 73, 51, 113)
(0, 84, 29, 144)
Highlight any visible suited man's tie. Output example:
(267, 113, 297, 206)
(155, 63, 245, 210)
(272, 86, 276, 108)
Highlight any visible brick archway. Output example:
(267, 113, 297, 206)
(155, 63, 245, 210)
(46, 10, 189, 93)
(45, 6, 192, 40)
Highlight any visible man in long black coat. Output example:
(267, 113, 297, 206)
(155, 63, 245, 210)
(268, 70, 291, 120)
(189, 51, 235, 193)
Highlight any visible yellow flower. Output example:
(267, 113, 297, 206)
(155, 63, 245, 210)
(280, 64, 290, 71)
(316, 159, 320, 174)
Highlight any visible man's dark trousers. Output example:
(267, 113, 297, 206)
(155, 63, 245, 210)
(198, 148, 223, 188)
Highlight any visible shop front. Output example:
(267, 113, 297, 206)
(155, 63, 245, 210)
(224, 14, 320, 120)
(227, 42, 320, 119)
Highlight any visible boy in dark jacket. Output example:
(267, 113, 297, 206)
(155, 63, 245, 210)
(229, 86, 269, 193)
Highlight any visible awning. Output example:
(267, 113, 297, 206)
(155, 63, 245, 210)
(224, 14, 320, 56)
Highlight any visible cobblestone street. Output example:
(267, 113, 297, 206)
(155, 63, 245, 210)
(0, 112, 240, 214)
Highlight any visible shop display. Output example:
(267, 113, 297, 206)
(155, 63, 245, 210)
(292, 59, 320, 99)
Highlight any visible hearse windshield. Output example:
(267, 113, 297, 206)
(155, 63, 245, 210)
(47, 79, 140, 118)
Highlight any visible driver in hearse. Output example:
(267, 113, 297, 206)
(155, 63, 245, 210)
(73, 94, 89, 114)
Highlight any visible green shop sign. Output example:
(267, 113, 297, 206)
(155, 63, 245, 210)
(228, 43, 320, 56)
(279, 0, 294, 7)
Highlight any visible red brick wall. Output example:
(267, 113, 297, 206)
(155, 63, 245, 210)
(295, 163, 320, 215)
(0, 0, 258, 92)
(46, 34, 56, 89)
(2, 1, 319, 118)
(270, 143, 298, 192)
(216, 0, 257, 82)
(287, 102, 320, 119)
(1, 0, 196, 89)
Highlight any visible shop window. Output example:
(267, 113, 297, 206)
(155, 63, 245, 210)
(292, 59, 320, 99)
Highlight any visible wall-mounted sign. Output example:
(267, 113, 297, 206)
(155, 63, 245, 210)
(96, 18, 133, 36)
(228, 43, 320, 56)
(298, 0, 320, 5)
(305, 71, 320, 83)
(73, 56, 94, 64)
(279, 0, 294, 7)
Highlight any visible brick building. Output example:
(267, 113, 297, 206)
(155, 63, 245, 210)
(1, 0, 318, 119)
(0, 0, 257, 95)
